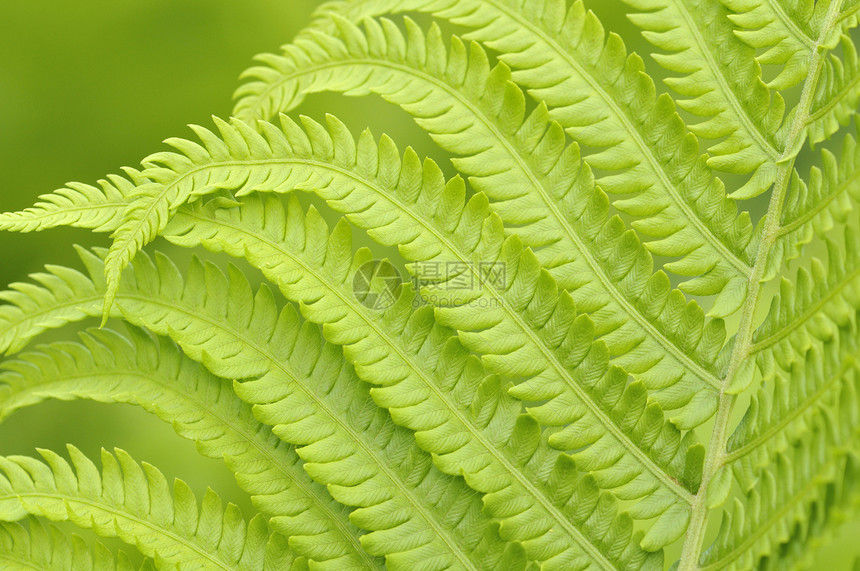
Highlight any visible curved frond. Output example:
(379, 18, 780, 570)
(109, 247, 646, 570)
(1, 111, 720, 425)
(300, 0, 757, 310)
(0, 326, 376, 571)
(0, 262, 105, 356)
(231, 16, 726, 408)
(0, 170, 141, 233)
(139, 113, 717, 428)
(4, 107, 707, 549)
(0, 252, 519, 569)
(165, 189, 695, 555)
(0, 446, 299, 571)
(0, 517, 148, 571)
(0, 241, 665, 566)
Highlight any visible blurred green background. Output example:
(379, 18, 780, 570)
(0, 1, 858, 568)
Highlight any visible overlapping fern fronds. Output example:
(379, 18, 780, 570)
(1, 0, 860, 569)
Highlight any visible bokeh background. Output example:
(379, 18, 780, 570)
(0, 1, 858, 567)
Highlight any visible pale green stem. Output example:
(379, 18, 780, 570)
(676, 2, 846, 568)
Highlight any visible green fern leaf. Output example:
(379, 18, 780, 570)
(230, 16, 727, 413)
(3, 0, 860, 567)
(700, 436, 860, 570)
(721, 0, 858, 90)
(0, 170, 141, 233)
(4, 109, 719, 426)
(302, 0, 757, 309)
(621, 0, 783, 195)
(146, 112, 716, 426)
(0, 249, 522, 569)
(0, 325, 376, 570)
(773, 125, 860, 274)
(0, 446, 301, 571)
(163, 186, 698, 555)
(106, 249, 640, 569)
(0, 244, 661, 568)
(0, 517, 149, 571)
(168, 192, 672, 564)
(1, 110, 706, 551)
(243, 4, 757, 315)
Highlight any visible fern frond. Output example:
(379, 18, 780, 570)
(726, 332, 860, 491)
(721, 0, 857, 90)
(231, 16, 727, 408)
(752, 227, 860, 378)
(773, 124, 860, 275)
(164, 189, 694, 555)
(0, 446, 300, 571)
(699, 435, 860, 571)
(0, 262, 104, 355)
(118, 265, 517, 570)
(0, 250, 522, 569)
(301, 0, 757, 310)
(113, 245, 648, 569)
(622, 0, 783, 194)
(0, 170, 141, 233)
(676, 0, 860, 564)
(0, 108, 713, 548)
(10, 110, 720, 428)
(0, 238, 665, 565)
(142, 112, 715, 427)
(808, 36, 860, 144)
(58, 109, 705, 547)
(0, 326, 376, 570)
(0, 517, 149, 571)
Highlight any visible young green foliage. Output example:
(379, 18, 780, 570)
(1, 0, 860, 569)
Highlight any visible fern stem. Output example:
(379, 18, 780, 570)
(677, 1, 846, 568)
